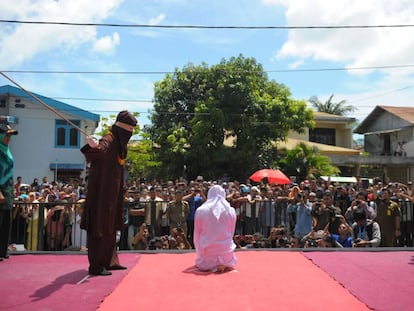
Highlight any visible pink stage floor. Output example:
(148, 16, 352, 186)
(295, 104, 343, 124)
(0, 250, 413, 311)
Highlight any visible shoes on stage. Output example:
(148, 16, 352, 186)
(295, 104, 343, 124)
(107, 265, 127, 270)
(89, 269, 112, 276)
(2, 254, 10, 259)
(0, 258, 3, 262)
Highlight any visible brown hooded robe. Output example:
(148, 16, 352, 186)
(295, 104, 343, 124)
(80, 111, 136, 274)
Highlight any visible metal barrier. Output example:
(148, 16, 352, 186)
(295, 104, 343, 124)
(10, 198, 414, 251)
(398, 199, 413, 246)
(10, 201, 86, 251)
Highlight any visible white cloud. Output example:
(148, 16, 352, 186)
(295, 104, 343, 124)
(272, 0, 414, 75)
(262, 0, 414, 122)
(93, 33, 120, 54)
(0, 0, 123, 68)
(148, 13, 165, 25)
(288, 60, 304, 69)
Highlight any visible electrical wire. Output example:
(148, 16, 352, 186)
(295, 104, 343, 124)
(0, 71, 89, 136)
(1, 19, 414, 29)
(3, 64, 414, 75)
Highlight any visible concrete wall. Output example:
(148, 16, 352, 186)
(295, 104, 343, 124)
(5, 95, 97, 184)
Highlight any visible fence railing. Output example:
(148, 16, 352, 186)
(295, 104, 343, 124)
(9, 198, 414, 251)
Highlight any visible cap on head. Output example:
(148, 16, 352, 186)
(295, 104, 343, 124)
(0, 123, 18, 135)
(251, 186, 260, 192)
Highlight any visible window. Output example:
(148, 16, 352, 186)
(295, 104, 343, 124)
(55, 120, 80, 148)
(309, 128, 336, 146)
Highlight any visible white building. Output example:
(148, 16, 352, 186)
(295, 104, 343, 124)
(0, 84, 99, 184)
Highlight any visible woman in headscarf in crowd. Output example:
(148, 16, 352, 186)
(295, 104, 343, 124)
(194, 185, 237, 272)
(81, 111, 137, 276)
(26, 192, 47, 251)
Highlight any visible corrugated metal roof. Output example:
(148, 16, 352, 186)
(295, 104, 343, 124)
(275, 138, 360, 155)
(380, 106, 414, 123)
(355, 105, 414, 134)
(314, 111, 356, 123)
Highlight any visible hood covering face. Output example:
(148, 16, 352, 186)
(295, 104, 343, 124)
(204, 185, 231, 220)
(111, 110, 137, 159)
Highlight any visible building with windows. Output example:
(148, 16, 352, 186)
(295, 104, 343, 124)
(0, 84, 99, 183)
(354, 105, 414, 182)
(276, 111, 360, 174)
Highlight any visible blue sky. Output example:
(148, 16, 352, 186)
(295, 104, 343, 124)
(1, 0, 414, 130)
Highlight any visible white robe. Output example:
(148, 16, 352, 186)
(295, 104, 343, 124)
(194, 185, 237, 271)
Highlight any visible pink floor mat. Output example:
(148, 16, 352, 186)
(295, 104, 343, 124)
(303, 251, 414, 311)
(0, 253, 141, 311)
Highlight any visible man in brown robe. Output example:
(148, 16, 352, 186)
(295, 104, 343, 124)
(81, 111, 137, 276)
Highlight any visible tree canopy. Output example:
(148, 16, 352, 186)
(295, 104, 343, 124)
(308, 94, 356, 116)
(146, 55, 314, 181)
(96, 113, 161, 180)
(277, 143, 340, 181)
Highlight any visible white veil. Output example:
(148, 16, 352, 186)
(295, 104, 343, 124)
(205, 185, 231, 220)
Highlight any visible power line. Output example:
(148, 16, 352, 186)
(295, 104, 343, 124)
(53, 97, 153, 103)
(12, 96, 410, 114)
(3, 64, 414, 75)
(4, 84, 412, 112)
(1, 19, 414, 29)
(268, 64, 414, 73)
(2, 70, 168, 75)
(348, 86, 414, 104)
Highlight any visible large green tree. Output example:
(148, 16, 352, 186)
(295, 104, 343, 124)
(95, 113, 160, 181)
(147, 55, 314, 180)
(309, 94, 356, 116)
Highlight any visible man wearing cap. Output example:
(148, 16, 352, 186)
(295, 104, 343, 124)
(81, 111, 137, 276)
(375, 188, 401, 247)
(0, 121, 18, 261)
(167, 189, 190, 237)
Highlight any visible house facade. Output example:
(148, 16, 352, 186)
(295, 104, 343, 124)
(0, 84, 99, 184)
(354, 106, 414, 183)
(287, 111, 356, 149)
(277, 111, 360, 174)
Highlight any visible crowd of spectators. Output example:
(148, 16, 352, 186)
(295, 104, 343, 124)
(8, 174, 414, 252)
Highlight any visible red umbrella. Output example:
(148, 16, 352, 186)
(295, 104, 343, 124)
(249, 169, 291, 185)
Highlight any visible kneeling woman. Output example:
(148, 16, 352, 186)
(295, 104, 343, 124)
(194, 185, 237, 272)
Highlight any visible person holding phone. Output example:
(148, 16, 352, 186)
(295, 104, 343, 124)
(287, 191, 312, 239)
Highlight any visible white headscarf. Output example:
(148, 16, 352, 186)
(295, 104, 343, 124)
(205, 185, 231, 220)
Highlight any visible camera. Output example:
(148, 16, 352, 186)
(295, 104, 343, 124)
(307, 239, 318, 247)
(278, 238, 287, 247)
(276, 229, 285, 235)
